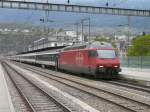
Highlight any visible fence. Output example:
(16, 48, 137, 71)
(120, 56, 150, 69)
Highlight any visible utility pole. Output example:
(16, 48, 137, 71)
(44, 0, 49, 35)
(127, 16, 131, 50)
(81, 18, 91, 42)
(81, 20, 84, 42)
(88, 18, 91, 42)
(76, 22, 79, 42)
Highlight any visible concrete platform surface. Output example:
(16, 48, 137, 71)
(0, 64, 14, 112)
(120, 67, 150, 83)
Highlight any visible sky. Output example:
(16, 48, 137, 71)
(0, 0, 150, 33)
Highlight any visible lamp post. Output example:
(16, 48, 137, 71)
(75, 22, 79, 42)
(127, 16, 131, 50)
(40, 18, 55, 33)
(88, 18, 91, 42)
(81, 19, 84, 42)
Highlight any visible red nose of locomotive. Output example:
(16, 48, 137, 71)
(97, 59, 120, 67)
(95, 49, 121, 74)
(96, 58, 121, 73)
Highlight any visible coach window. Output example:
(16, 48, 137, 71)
(49, 55, 52, 61)
(44, 55, 48, 61)
(43, 54, 50, 61)
(37, 55, 40, 60)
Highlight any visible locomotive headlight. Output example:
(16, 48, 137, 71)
(114, 65, 118, 68)
(99, 65, 104, 68)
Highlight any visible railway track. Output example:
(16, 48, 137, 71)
(105, 80, 150, 93)
(10, 61, 150, 112)
(2, 62, 73, 112)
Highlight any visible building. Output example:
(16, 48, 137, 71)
(28, 30, 85, 51)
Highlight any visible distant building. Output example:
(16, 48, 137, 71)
(28, 30, 89, 51)
(22, 29, 30, 33)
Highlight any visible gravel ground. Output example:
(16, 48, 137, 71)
(33, 72, 132, 112)
(8, 62, 101, 112)
(10, 61, 150, 112)
(3, 67, 30, 112)
(96, 81, 150, 98)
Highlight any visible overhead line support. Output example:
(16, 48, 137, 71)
(0, 1, 150, 17)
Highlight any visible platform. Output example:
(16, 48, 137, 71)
(0, 64, 14, 112)
(120, 67, 150, 86)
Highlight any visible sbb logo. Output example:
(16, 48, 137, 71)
(75, 52, 84, 65)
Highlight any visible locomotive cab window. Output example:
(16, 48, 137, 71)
(97, 50, 116, 59)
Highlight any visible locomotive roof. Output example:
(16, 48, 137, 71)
(63, 41, 114, 51)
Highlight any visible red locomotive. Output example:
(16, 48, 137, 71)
(58, 41, 121, 78)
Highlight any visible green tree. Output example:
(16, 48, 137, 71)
(128, 34, 150, 56)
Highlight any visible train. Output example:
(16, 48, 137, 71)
(9, 41, 121, 79)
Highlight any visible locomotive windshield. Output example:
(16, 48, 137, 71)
(97, 50, 116, 59)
